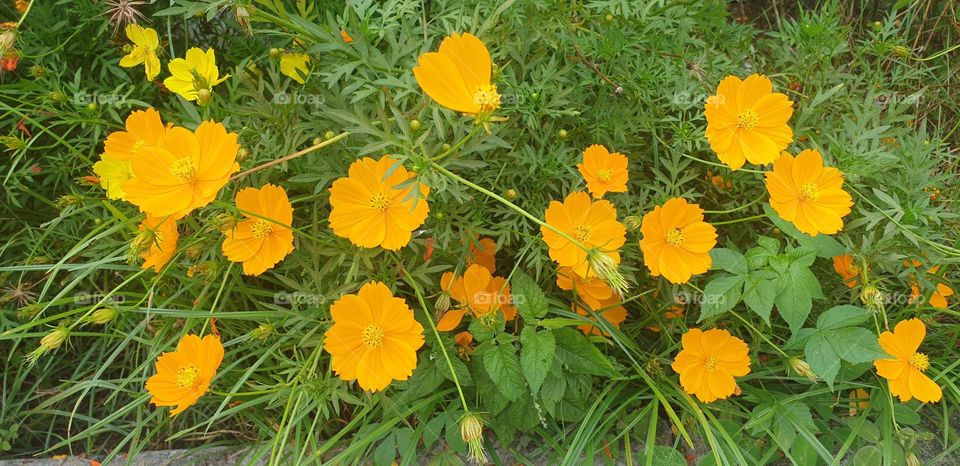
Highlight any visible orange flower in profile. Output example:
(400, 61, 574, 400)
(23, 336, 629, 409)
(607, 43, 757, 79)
(340, 29, 353, 43)
(639, 198, 717, 284)
(468, 237, 497, 272)
(556, 266, 614, 304)
(328, 156, 430, 250)
(145, 334, 224, 416)
(541, 192, 626, 278)
(874, 319, 941, 403)
(438, 264, 517, 330)
(574, 295, 627, 337)
(907, 263, 954, 309)
(137, 215, 179, 273)
(704, 74, 794, 170)
(671, 328, 751, 403)
(577, 144, 628, 199)
(123, 121, 239, 219)
(832, 255, 860, 288)
(93, 108, 169, 201)
(222, 184, 295, 276)
(765, 149, 853, 236)
(323, 282, 425, 392)
(413, 32, 499, 116)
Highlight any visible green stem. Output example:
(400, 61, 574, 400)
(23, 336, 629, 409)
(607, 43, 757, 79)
(704, 192, 766, 215)
(430, 162, 591, 254)
(393, 255, 471, 414)
(230, 132, 350, 181)
(711, 214, 766, 226)
(16, 0, 33, 27)
(729, 312, 790, 359)
(429, 125, 483, 162)
(201, 262, 234, 335)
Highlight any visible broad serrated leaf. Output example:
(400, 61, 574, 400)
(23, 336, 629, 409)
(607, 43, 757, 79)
(828, 327, 886, 363)
(519, 327, 555, 396)
(511, 270, 549, 321)
(553, 328, 618, 377)
(699, 274, 744, 321)
(805, 333, 841, 388)
(815, 305, 870, 330)
(482, 343, 525, 401)
(742, 271, 778, 323)
(710, 248, 748, 276)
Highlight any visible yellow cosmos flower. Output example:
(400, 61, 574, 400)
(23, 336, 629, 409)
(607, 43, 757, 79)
(705, 74, 794, 170)
(138, 215, 179, 273)
(222, 184, 295, 276)
(328, 156, 430, 250)
(123, 121, 239, 219)
(577, 144, 628, 199)
(93, 108, 168, 200)
(413, 32, 499, 116)
(145, 333, 224, 416)
(119, 24, 161, 81)
(672, 328, 751, 403)
(279, 53, 310, 84)
(874, 319, 941, 403)
(765, 149, 853, 236)
(541, 192, 626, 279)
(639, 198, 717, 284)
(323, 281, 425, 392)
(163, 48, 230, 105)
(574, 294, 627, 337)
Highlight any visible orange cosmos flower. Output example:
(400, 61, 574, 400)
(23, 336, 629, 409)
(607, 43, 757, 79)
(438, 264, 517, 330)
(340, 29, 353, 43)
(123, 121, 239, 219)
(467, 236, 497, 272)
(574, 294, 627, 337)
(639, 198, 717, 284)
(137, 215, 179, 272)
(874, 319, 941, 403)
(832, 254, 860, 288)
(93, 108, 169, 201)
(556, 266, 614, 303)
(323, 282, 425, 392)
(672, 328, 751, 403)
(221, 184, 295, 276)
(328, 156, 430, 250)
(907, 263, 954, 309)
(765, 149, 853, 236)
(705, 74, 794, 170)
(145, 333, 224, 416)
(413, 32, 499, 116)
(577, 144, 629, 199)
(541, 192, 626, 278)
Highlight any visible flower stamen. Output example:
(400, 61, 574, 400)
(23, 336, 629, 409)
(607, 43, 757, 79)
(597, 169, 613, 182)
(361, 324, 385, 348)
(369, 192, 391, 211)
(573, 224, 592, 243)
(909, 352, 930, 372)
(473, 84, 501, 113)
(250, 219, 273, 239)
(799, 183, 820, 202)
(736, 109, 760, 129)
(176, 364, 200, 388)
(665, 228, 684, 247)
(170, 158, 197, 180)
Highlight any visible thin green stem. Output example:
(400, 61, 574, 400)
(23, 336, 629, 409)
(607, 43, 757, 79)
(16, 0, 33, 27)
(681, 153, 765, 174)
(393, 255, 470, 414)
(711, 214, 766, 226)
(704, 192, 766, 215)
(429, 125, 483, 162)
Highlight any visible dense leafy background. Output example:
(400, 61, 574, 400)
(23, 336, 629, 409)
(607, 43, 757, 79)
(1, 0, 958, 465)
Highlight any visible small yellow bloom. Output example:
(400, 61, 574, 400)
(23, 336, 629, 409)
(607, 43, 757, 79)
(874, 319, 941, 403)
(163, 48, 230, 104)
(577, 144, 629, 199)
(146, 334, 224, 415)
(119, 24, 161, 81)
(279, 53, 310, 84)
(413, 32, 499, 116)
(765, 149, 853, 236)
(93, 108, 168, 201)
(672, 328, 751, 403)
(222, 184, 296, 276)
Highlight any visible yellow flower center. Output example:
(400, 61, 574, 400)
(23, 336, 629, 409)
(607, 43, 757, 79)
(799, 183, 820, 202)
(361, 324, 385, 348)
(909, 352, 929, 371)
(736, 109, 760, 129)
(573, 224, 592, 243)
(597, 169, 613, 182)
(369, 192, 390, 211)
(250, 219, 273, 239)
(665, 227, 684, 247)
(132, 139, 148, 152)
(176, 364, 200, 388)
(473, 84, 501, 113)
(170, 158, 197, 181)
(704, 355, 718, 371)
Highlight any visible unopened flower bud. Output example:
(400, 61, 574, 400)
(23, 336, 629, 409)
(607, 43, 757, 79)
(409, 119, 422, 132)
(251, 323, 274, 340)
(435, 292, 451, 314)
(324, 130, 336, 140)
(235, 147, 250, 163)
(905, 452, 920, 466)
(860, 285, 884, 312)
(459, 412, 487, 465)
(587, 249, 629, 297)
(27, 326, 69, 364)
(87, 307, 119, 325)
(0, 28, 18, 52)
(503, 188, 517, 200)
(623, 215, 641, 231)
(789, 357, 819, 382)
(196, 88, 213, 107)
